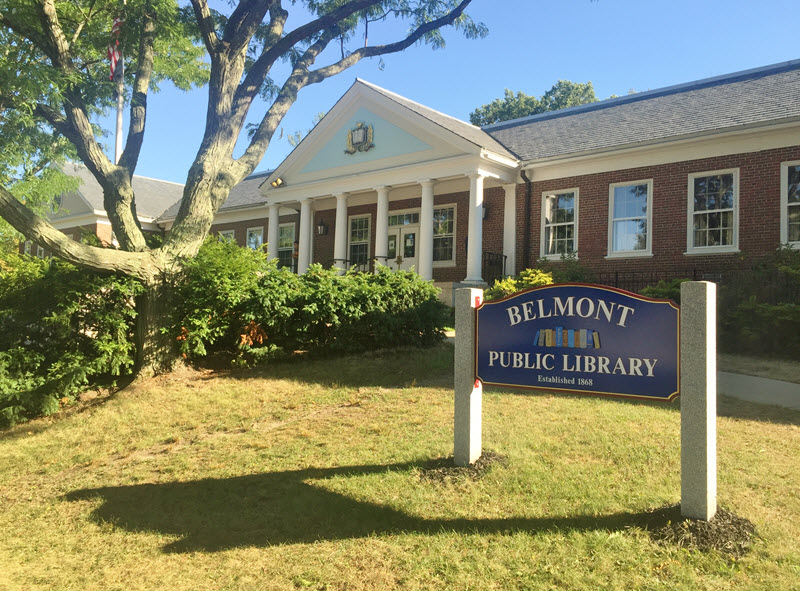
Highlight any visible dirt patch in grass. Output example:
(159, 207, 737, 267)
(649, 505, 758, 558)
(418, 451, 507, 483)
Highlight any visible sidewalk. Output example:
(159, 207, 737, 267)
(718, 371, 800, 411)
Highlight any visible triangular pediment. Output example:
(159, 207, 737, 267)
(301, 106, 432, 174)
(265, 80, 507, 198)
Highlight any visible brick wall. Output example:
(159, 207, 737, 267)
(516, 144, 800, 277)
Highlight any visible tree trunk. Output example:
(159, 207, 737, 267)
(135, 279, 179, 377)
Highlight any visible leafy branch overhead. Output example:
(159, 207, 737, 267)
(0, 0, 485, 278)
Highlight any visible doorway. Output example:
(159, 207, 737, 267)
(387, 226, 418, 271)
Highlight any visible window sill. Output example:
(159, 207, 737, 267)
(539, 254, 579, 261)
(604, 252, 654, 260)
(683, 247, 740, 256)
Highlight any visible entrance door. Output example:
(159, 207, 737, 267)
(387, 226, 418, 271)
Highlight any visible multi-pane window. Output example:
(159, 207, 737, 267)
(246, 227, 264, 250)
(349, 216, 370, 265)
(388, 212, 419, 226)
(609, 181, 652, 255)
(433, 206, 455, 262)
(782, 162, 800, 245)
(688, 170, 738, 251)
(541, 190, 577, 257)
(277, 223, 295, 270)
(218, 230, 235, 242)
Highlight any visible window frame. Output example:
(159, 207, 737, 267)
(540, 188, 579, 260)
(347, 214, 371, 266)
(245, 226, 264, 250)
(780, 160, 800, 248)
(685, 168, 740, 255)
(277, 222, 296, 270)
(218, 229, 235, 242)
(606, 179, 654, 258)
(432, 202, 457, 268)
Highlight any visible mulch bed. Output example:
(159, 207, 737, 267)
(648, 505, 758, 557)
(418, 451, 508, 483)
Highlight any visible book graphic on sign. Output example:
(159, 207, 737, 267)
(534, 328, 601, 349)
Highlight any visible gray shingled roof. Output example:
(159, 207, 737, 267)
(60, 162, 184, 219)
(356, 79, 518, 160)
(157, 171, 270, 221)
(484, 60, 800, 162)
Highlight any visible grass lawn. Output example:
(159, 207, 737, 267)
(1, 344, 799, 590)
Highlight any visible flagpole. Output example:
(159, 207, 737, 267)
(114, 58, 124, 165)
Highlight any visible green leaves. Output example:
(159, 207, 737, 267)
(469, 80, 599, 126)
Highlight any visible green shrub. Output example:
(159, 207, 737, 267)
(0, 253, 142, 426)
(640, 278, 688, 304)
(537, 252, 596, 283)
(484, 268, 553, 301)
(173, 240, 449, 365)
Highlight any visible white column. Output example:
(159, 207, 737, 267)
(502, 183, 517, 277)
(418, 180, 435, 280)
(297, 198, 312, 274)
(333, 193, 349, 272)
(374, 186, 390, 268)
(680, 281, 717, 521)
(267, 204, 279, 262)
(465, 173, 485, 283)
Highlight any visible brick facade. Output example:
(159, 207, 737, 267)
(517, 144, 800, 277)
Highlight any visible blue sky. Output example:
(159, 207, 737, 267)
(106, 0, 799, 184)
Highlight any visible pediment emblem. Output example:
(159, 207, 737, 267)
(345, 122, 374, 154)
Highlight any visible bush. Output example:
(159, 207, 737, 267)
(537, 252, 596, 283)
(173, 239, 449, 365)
(640, 278, 688, 304)
(0, 253, 142, 426)
(484, 268, 553, 301)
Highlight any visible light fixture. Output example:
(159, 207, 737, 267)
(271, 177, 284, 188)
(482, 204, 489, 220)
(316, 220, 328, 236)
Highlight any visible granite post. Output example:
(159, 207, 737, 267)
(680, 281, 717, 521)
(454, 288, 483, 466)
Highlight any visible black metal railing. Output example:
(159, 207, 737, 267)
(482, 252, 507, 286)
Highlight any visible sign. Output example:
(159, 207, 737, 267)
(475, 284, 679, 401)
(344, 122, 374, 154)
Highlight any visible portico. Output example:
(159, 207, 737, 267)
(260, 78, 519, 286)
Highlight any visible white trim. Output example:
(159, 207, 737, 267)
(607, 179, 653, 258)
(432, 202, 457, 268)
(685, 168, 740, 255)
(218, 229, 235, 241)
(540, 188, 579, 260)
(780, 160, 800, 247)
(347, 214, 371, 265)
(246, 226, 264, 250)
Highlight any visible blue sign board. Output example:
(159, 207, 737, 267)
(476, 284, 680, 401)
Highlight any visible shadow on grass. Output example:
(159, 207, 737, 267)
(63, 459, 683, 554)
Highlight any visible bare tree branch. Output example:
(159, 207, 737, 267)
(118, 2, 157, 174)
(189, 0, 220, 57)
(0, 185, 158, 282)
(235, 0, 474, 175)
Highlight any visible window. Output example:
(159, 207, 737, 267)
(36, 245, 45, 259)
(24, 241, 32, 255)
(687, 170, 738, 253)
(433, 206, 455, 264)
(608, 180, 652, 257)
(218, 230, 235, 242)
(277, 223, 295, 270)
(246, 227, 264, 250)
(348, 215, 370, 265)
(781, 161, 800, 246)
(541, 189, 578, 258)
(388, 212, 419, 226)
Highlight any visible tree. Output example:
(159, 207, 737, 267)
(0, 0, 486, 374)
(469, 80, 598, 126)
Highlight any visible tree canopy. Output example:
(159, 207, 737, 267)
(0, 0, 485, 372)
(469, 80, 598, 126)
